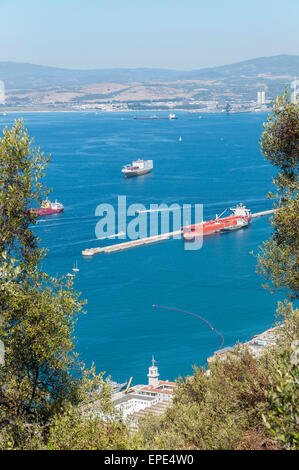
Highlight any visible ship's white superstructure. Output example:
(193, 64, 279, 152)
(229, 203, 251, 218)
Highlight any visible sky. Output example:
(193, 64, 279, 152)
(0, 0, 298, 70)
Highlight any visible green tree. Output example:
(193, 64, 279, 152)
(257, 92, 299, 299)
(44, 399, 128, 450)
(0, 120, 123, 449)
(0, 121, 83, 444)
(0, 120, 49, 269)
(262, 301, 299, 450)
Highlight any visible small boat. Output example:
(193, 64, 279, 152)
(122, 159, 153, 178)
(72, 261, 79, 272)
(178, 136, 182, 142)
(107, 231, 125, 239)
(66, 272, 75, 278)
(108, 380, 128, 394)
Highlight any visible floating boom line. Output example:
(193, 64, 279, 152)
(152, 304, 225, 353)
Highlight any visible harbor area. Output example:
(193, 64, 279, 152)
(83, 322, 282, 430)
(207, 324, 282, 365)
(112, 323, 281, 427)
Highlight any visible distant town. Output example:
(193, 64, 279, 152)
(0, 87, 286, 114)
(0, 55, 298, 113)
(70, 89, 272, 114)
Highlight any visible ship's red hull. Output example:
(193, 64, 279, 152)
(182, 214, 251, 238)
(31, 208, 64, 217)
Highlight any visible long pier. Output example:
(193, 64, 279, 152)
(82, 210, 275, 257)
(251, 209, 276, 218)
(82, 230, 182, 256)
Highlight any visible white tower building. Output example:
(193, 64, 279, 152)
(257, 91, 265, 105)
(257, 91, 262, 104)
(147, 355, 160, 387)
(291, 79, 298, 104)
(0, 80, 5, 105)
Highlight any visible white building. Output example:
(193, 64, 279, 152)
(112, 356, 176, 420)
(257, 91, 266, 105)
(291, 79, 298, 104)
(0, 80, 5, 105)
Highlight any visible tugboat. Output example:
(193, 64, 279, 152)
(122, 159, 153, 178)
(182, 203, 251, 240)
(30, 199, 64, 217)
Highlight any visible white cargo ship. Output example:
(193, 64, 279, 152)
(121, 159, 153, 177)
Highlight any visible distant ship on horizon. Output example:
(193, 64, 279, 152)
(133, 113, 177, 120)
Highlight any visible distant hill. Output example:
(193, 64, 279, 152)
(0, 63, 185, 90)
(0, 55, 298, 90)
(186, 55, 299, 79)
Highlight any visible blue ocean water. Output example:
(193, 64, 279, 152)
(0, 111, 282, 384)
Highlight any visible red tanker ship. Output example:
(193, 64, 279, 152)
(182, 203, 251, 241)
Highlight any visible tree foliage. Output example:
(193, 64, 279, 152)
(0, 120, 123, 449)
(262, 302, 299, 449)
(257, 92, 299, 299)
(0, 120, 49, 268)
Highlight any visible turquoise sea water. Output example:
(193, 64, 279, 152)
(0, 112, 282, 384)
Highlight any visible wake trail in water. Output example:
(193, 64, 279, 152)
(48, 237, 100, 249)
(136, 207, 181, 214)
(97, 231, 125, 240)
(49, 232, 127, 248)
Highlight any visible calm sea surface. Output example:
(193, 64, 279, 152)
(0, 111, 281, 384)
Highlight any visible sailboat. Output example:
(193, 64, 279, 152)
(72, 261, 79, 273)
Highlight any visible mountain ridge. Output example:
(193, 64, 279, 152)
(0, 55, 298, 90)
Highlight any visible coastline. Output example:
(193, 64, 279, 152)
(0, 107, 269, 114)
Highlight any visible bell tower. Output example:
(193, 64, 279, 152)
(147, 355, 159, 387)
